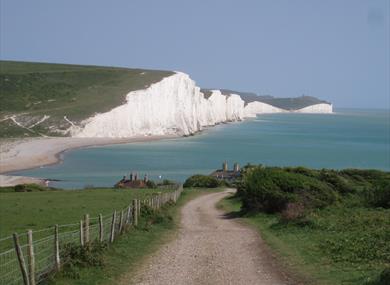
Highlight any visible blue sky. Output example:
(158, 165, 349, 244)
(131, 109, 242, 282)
(1, 0, 389, 109)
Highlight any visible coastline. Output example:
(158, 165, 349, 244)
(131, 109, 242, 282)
(0, 135, 176, 186)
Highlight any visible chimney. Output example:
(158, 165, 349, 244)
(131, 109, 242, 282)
(130, 172, 133, 181)
(234, 163, 240, 172)
(223, 161, 228, 172)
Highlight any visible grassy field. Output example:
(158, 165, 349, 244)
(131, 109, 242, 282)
(0, 186, 170, 237)
(218, 166, 390, 285)
(0, 61, 173, 137)
(50, 188, 220, 285)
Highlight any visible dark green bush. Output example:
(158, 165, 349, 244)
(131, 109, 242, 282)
(14, 184, 27, 192)
(14, 183, 52, 192)
(366, 180, 390, 209)
(239, 166, 338, 213)
(378, 268, 390, 285)
(183, 175, 220, 188)
(146, 180, 157, 189)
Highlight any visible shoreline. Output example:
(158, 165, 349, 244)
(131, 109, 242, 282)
(0, 135, 176, 186)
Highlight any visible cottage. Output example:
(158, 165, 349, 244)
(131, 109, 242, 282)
(210, 161, 241, 181)
(115, 172, 149, 188)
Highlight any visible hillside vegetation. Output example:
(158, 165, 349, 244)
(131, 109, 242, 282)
(0, 61, 173, 137)
(224, 165, 390, 284)
(219, 89, 330, 109)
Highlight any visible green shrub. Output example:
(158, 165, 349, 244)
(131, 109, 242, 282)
(284, 166, 319, 178)
(319, 170, 354, 194)
(183, 175, 220, 188)
(14, 183, 52, 192)
(60, 241, 107, 279)
(14, 184, 27, 192)
(366, 180, 390, 209)
(239, 166, 338, 213)
(146, 180, 157, 189)
(378, 268, 390, 285)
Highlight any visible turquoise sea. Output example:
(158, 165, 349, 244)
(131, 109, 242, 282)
(12, 109, 390, 189)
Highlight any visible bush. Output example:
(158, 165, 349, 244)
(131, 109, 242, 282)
(183, 175, 220, 188)
(239, 166, 338, 213)
(60, 241, 107, 279)
(284, 166, 319, 178)
(146, 180, 157, 189)
(14, 184, 27, 192)
(366, 180, 390, 209)
(378, 268, 390, 285)
(14, 183, 52, 192)
(319, 170, 354, 194)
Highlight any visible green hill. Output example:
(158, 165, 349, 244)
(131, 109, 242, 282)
(218, 88, 330, 110)
(0, 61, 173, 137)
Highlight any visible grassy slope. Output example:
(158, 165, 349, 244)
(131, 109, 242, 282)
(219, 190, 389, 284)
(50, 188, 221, 285)
(0, 61, 173, 137)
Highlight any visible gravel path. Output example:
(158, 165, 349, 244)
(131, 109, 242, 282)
(126, 189, 295, 285)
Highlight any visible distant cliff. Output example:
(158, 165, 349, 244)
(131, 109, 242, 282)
(0, 61, 332, 138)
(72, 73, 332, 138)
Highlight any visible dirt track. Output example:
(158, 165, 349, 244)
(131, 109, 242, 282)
(126, 189, 295, 285)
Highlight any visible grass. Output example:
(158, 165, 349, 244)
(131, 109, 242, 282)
(0, 187, 171, 237)
(218, 194, 390, 285)
(0, 60, 173, 137)
(48, 188, 220, 285)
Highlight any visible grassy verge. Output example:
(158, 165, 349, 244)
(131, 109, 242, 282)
(218, 194, 389, 285)
(47, 188, 220, 285)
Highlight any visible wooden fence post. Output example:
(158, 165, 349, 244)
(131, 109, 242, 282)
(110, 211, 116, 243)
(98, 214, 104, 242)
(132, 199, 138, 226)
(119, 211, 124, 234)
(138, 199, 141, 217)
(54, 225, 60, 271)
(79, 220, 84, 247)
(84, 214, 90, 244)
(27, 230, 35, 285)
(13, 233, 29, 285)
(126, 205, 131, 224)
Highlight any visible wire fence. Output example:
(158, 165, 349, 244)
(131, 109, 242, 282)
(0, 185, 183, 285)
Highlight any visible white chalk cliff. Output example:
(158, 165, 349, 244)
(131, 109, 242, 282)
(293, 103, 333, 113)
(71, 72, 332, 138)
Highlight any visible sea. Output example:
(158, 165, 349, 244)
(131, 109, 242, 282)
(12, 108, 390, 189)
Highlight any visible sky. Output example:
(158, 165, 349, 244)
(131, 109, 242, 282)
(1, 0, 389, 109)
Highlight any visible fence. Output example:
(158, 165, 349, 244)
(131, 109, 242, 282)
(0, 185, 183, 285)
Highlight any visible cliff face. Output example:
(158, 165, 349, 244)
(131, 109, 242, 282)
(71, 72, 332, 138)
(293, 103, 333, 113)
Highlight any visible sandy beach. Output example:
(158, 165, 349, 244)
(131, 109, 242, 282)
(0, 136, 174, 186)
